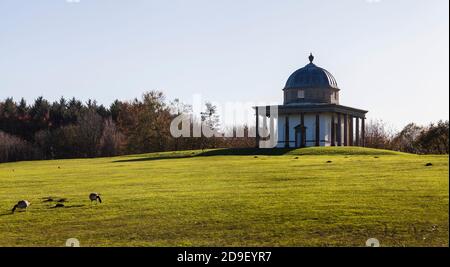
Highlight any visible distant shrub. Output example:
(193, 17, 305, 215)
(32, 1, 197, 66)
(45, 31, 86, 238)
(365, 120, 449, 155)
(415, 121, 449, 154)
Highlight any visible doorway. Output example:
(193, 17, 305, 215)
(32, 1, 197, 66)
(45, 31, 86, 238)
(294, 125, 306, 148)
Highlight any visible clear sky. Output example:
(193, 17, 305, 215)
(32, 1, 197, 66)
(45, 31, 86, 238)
(0, 0, 448, 130)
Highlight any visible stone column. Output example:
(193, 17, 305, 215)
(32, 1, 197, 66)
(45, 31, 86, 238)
(262, 114, 268, 142)
(300, 113, 305, 147)
(315, 114, 320, 146)
(255, 107, 260, 148)
(331, 113, 335, 146)
(337, 113, 342, 146)
(269, 112, 274, 148)
(343, 114, 348, 146)
(355, 117, 360, 146)
(349, 115, 354, 146)
(361, 117, 366, 147)
(285, 116, 289, 148)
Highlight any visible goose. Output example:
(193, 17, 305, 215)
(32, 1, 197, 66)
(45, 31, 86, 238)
(12, 200, 31, 213)
(89, 193, 102, 204)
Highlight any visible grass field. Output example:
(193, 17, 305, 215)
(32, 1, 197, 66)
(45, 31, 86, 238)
(0, 147, 448, 247)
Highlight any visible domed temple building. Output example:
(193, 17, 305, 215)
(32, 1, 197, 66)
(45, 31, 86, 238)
(255, 54, 368, 148)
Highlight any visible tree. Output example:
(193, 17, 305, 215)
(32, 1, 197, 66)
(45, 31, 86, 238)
(49, 97, 68, 129)
(391, 123, 422, 153)
(17, 98, 28, 120)
(77, 108, 104, 157)
(0, 131, 40, 163)
(364, 119, 393, 149)
(99, 119, 124, 156)
(0, 98, 18, 137)
(116, 91, 173, 153)
(67, 97, 84, 124)
(168, 98, 192, 151)
(199, 102, 221, 149)
(416, 120, 449, 154)
(29, 96, 51, 138)
(110, 99, 122, 122)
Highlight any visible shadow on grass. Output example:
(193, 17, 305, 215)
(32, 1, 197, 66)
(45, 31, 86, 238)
(113, 154, 195, 163)
(199, 148, 296, 156)
(113, 148, 296, 163)
(49, 204, 86, 209)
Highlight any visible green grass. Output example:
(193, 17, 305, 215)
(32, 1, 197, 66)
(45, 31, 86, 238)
(0, 147, 448, 247)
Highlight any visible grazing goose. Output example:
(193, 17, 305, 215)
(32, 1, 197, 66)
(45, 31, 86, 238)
(12, 200, 31, 213)
(89, 193, 102, 204)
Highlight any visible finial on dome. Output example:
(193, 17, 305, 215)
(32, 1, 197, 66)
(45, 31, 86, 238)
(308, 53, 314, 63)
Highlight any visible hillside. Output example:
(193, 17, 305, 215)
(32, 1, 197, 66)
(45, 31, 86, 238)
(0, 147, 448, 247)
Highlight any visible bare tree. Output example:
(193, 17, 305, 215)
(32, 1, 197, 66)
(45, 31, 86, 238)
(0, 131, 40, 162)
(77, 109, 104, 157)
(99, 118, 124, 156)
(364, 119, 394, 149)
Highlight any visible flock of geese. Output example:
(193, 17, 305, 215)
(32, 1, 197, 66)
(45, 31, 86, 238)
(11, 192, 102, 214)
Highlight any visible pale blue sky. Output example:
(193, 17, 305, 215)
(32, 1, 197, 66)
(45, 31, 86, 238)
(0, 0, 448, 130)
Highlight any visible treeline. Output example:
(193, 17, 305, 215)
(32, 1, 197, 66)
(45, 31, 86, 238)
(364, 119, 449, 154)
(0, 91, 254, 163)
(0, 92, 448, 163)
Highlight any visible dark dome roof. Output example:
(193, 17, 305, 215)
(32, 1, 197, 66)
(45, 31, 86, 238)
(284, 54, 339, 90)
